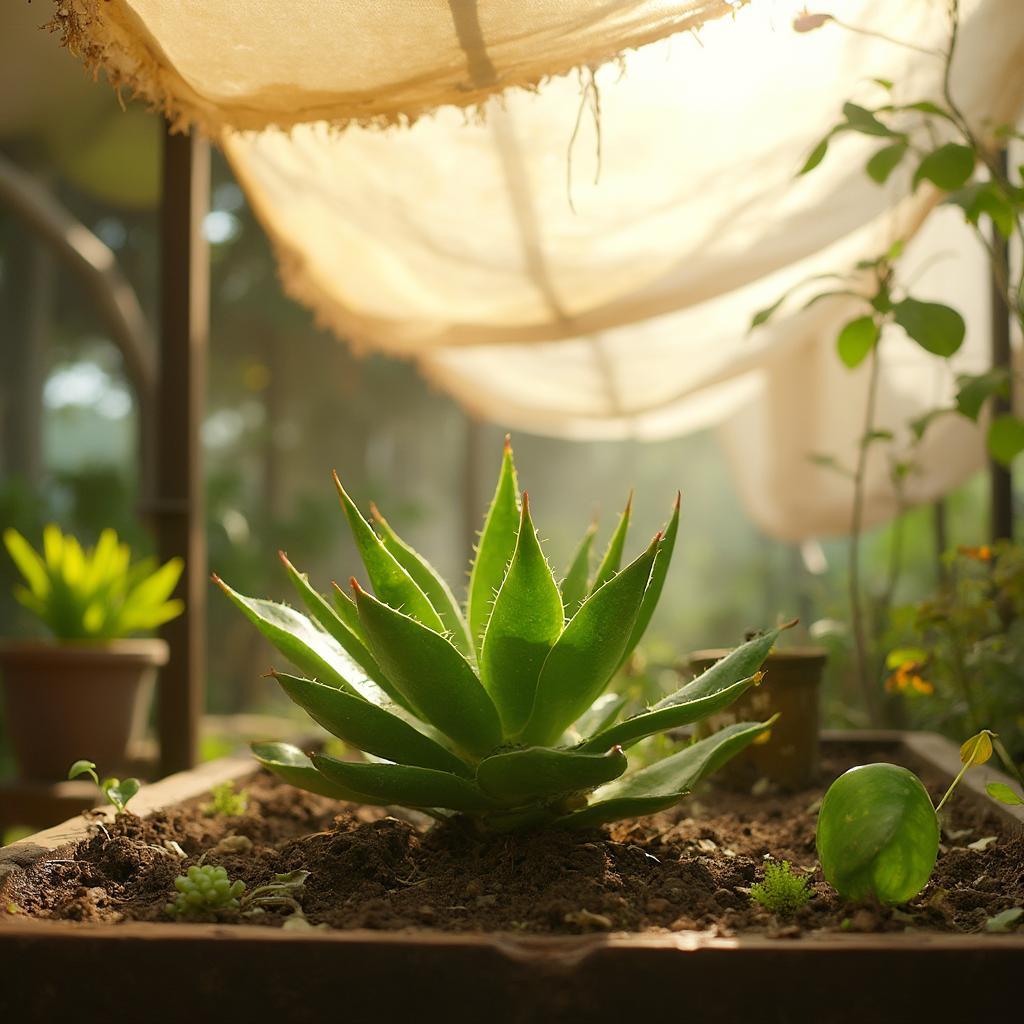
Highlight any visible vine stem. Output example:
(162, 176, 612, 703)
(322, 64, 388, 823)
(849, 341, 883, 726)
(934, 759, 969, 814)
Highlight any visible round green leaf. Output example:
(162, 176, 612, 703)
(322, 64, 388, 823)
(816, 763, 939, 904)
(836, 316, 879, 368)
(893, 298, 965, 357)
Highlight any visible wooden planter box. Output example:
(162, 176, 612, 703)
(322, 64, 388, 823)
(1, 732, 1021, 1024)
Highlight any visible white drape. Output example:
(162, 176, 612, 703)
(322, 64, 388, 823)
(55, 0, 1024, 538)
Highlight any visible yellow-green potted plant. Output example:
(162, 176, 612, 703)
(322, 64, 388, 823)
(1, 525, 183, 780)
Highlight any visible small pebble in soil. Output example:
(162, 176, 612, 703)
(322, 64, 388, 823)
(564, 909, 613, 931)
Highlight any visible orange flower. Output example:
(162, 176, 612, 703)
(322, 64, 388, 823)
(958, 545, 992, 561)
(885, 661, 935, 696)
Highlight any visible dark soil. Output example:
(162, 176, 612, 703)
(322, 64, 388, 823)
(6, 745, 1023, 937)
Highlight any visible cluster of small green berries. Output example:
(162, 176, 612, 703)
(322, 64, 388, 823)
(166, 865, 246, 917)
(749, 859, 812, 916)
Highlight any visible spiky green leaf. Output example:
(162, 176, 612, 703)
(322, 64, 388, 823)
(573, 692, 629, 740)
(619, 492, 681, 666)
(272, 672, 470, 777)
(560, 520, 597, 616)
(371, 503, 473, 657)
(480, 494, 564, 736)
(279, 551, 402, 706)
(352, 581, 502, 757)
(476, 745, 627, 804)
(563, 719, 775, 828)
(252, 742, 376, 802)
(590, 492, 632, 594)
(467, 439, 520, 655)
(331, 583, 367, 639)
(656, 624, 791, 712)
(215, 575, 387, 704)
(312, 753, 499, 811)
(333, 473, 444, 633)
(579, 672, 761, 752)
(522, 536, 659, 745)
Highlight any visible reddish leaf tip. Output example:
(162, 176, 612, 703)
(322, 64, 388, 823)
(349, 576, 363, 595)
(673, 490, 682, 510)
(210, 572, 222, 585)
(503, 433, 512, 452)
(368, 501, 383, 523)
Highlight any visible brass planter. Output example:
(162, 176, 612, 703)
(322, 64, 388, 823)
(690, 647, 826, 790)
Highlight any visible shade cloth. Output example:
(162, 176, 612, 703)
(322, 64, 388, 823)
(53, 0, 741, 132)
(55, 0, 1024, 539)
(219, 0, 1024, 537)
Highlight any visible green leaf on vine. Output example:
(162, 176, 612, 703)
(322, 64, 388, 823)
(947, 182, 1015, 239)
(909, 408, 953, 442)
(955, 369, 1010, 421)
(799, 135, 831, 176)
(750, 294, 787, 329)
(893, 298, 965, 357)
(866, 142, 908, 184)
(913, 143, 975, 191)
(836, 316, 879, 368)
(841, 102, 896, 137)
(988, 415, 1024, 466)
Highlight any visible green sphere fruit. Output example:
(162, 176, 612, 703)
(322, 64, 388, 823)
(816, 763, 938, 905)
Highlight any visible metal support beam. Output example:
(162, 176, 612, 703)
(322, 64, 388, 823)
(156, 126, 209, 776)
(989, 149, 1014, 542)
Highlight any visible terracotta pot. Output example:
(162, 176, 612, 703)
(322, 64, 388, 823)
(690, 646, 826, 790)
(0, 639, 167, 781)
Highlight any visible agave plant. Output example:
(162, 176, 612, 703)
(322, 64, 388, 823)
(216, 440, 783, 830)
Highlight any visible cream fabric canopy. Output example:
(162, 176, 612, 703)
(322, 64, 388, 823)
(220, 0, 1024, 539)
(56, 0, 1024, 539)
(54, 0, 741, 131)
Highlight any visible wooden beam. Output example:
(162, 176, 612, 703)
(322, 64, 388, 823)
(156, 126, 209, 776)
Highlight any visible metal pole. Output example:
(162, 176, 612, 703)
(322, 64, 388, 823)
(156, 125, 209, 776)
(989, 149, 1014, 542)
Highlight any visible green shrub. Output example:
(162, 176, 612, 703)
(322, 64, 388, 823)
(4, 525, 183, 640)
(749, 859, 811, 915)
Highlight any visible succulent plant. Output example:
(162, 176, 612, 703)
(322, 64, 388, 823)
(216, 439, 782, 831)
(166, 865, 245, 917)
